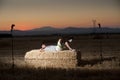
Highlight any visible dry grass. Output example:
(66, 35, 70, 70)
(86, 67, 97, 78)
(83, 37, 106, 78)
(0, 65, 120, 80)
(0, 35, 120, 80)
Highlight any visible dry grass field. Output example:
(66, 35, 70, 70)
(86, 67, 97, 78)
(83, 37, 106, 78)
(0, 34, 120, 80)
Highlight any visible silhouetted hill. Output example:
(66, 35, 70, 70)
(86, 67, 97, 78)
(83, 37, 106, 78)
(0, 27, 120, 36)
(31, 26, 59, 31)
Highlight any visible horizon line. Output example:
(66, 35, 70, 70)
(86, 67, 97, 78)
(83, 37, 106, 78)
(0, 26, 120, 31)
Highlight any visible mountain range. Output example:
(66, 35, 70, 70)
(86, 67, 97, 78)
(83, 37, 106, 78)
(0, 26, 120, 36)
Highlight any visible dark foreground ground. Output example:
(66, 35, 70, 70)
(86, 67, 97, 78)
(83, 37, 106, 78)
(0, 34, 120, 80)
(0, 67, 120, 80)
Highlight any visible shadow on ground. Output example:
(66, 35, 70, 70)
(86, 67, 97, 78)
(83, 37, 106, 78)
(77, 50, 117, 67)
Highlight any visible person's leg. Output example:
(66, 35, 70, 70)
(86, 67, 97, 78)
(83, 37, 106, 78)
(56, 39, 62, 51)
(45, 45, 57, 51)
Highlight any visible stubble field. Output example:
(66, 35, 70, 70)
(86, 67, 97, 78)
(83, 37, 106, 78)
(0, 34, 120, 80)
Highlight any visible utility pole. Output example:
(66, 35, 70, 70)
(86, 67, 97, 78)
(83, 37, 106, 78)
(93, 20, 96, 28)
(98, 23, 103, 63)
(11, 24, 15, 69)
(92, 19, 96, 33)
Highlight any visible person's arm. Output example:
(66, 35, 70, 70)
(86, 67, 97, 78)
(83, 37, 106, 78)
(40, 48, 44, 52)
(65, 42, 72, 50)
(40, 44, 46, 52)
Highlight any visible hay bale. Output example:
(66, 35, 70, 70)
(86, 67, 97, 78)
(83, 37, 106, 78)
(25, 49, 77, 68)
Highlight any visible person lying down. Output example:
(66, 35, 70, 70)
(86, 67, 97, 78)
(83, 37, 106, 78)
(40, 37, 75, 52)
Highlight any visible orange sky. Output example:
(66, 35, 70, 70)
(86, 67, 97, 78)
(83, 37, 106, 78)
(0, 0, 120, 30)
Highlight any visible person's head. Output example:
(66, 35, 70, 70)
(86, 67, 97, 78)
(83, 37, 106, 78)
(41, 44, 46, 49)
(41, 42, 46, 49)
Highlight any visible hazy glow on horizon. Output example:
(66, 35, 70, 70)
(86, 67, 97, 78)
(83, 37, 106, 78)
(0, 0, 120, 30)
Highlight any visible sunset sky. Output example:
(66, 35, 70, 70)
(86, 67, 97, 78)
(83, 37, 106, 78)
(0, 0, 120, 30)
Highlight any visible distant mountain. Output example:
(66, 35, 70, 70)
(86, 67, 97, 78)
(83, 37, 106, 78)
(30, 26, 59, 31)
(0, 27, 120, 36)
(61, 27, 93, 34)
